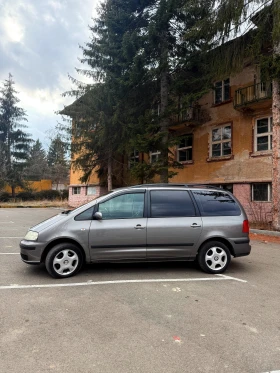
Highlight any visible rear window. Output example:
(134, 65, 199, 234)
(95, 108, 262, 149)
(192, 190, 241, 216)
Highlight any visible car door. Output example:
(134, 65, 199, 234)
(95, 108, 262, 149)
(89, 191, 147, 260)
(147, 189, 202, 259)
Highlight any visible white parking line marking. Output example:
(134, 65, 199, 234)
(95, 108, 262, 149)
(0, 275, 247, 290)
(262, 371, 280, 373)
(217, 274, 248, 283)
(0, 221, 14, 223)
(0, 253, 18, 255)
(0, 237, 22, 238)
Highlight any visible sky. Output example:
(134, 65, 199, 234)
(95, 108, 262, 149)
(0, 0, 100, 148)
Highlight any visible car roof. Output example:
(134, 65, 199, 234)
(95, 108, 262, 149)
(113, 183, 225, 192)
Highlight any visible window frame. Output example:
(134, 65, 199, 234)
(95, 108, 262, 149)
(87, 186, 97, 196)
(72, 187, 81, 195)
(191, 190, 241, 216)
(149, 150, 161, 163)
(214, 78, 230, 104)
(251, 183, 271, 202)
(177, 135, 193, 163)
(149, 190, 197, 218)
(210, 123, 232, 158)
(129, 150, 140, 168)
(254, 117, 273, 153)
(97, 191, 146, 220)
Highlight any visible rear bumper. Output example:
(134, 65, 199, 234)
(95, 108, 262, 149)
(228, 238, 251, 257)
(20, 240, 46, 264)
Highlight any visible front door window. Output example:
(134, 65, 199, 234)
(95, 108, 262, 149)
(98, 193, 145, 219)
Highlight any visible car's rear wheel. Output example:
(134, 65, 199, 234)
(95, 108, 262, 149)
(197, 241, 231, 274)
(45, 243, 83, 278)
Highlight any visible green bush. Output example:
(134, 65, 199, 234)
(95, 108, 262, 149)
(0, 192, 11, 202)
(16, 191, 36, 201)
(35, 190, 61, 200)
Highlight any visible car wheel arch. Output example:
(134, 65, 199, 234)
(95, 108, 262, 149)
(41, 238, 86, 264)
(197, 237, 234, 257)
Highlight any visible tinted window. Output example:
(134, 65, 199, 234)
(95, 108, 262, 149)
(192, 190, 241, 216)
(75, 206, 95, 221)
(150, 190, 196, 217)
(98, 193, 145, 219)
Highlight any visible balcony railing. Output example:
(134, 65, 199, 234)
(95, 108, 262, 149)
(170, 105, 201, 125)
(234, 82, 272, 108)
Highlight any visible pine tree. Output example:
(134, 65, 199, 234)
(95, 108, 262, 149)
(25, 139, 49, 181)
(47, 135, 69, 189)
(63, 0, 154, 190)
(62, 0, 213, 188)
(126, 0, 214, 182)
(0, 74, 31, 197)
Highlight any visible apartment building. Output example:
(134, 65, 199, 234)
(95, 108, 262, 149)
(65, 62, 273, 226)
(170, 65, 272, 225)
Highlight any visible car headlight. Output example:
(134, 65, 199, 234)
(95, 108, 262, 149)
(24, 231, 39, 241)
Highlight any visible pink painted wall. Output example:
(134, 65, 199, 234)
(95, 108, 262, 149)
(68, 185, 108, 207)
(234, 184, 272, 223)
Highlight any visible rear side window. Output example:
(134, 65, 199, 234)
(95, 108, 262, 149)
(192, 190, 241, 216)
(150, 190, 196, 217)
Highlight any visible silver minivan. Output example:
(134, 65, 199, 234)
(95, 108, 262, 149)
(20, 184, 251, 278)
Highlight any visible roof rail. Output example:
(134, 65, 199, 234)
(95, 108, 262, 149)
(130, 183, 224, 190)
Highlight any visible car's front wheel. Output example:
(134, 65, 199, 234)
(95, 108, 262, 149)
(197, 241, 231, 274)
(45, 243, 83, 278)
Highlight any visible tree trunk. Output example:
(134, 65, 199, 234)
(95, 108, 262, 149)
(159, 32, 169, 183)
(107, 150, 113, 191)
(11, 185, 15, 199)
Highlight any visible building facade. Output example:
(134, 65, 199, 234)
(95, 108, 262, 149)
(169, 64, 272, 226)
(67, 63, 274, 227)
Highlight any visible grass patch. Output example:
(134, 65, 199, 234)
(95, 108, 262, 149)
(0, 200, 70, 208)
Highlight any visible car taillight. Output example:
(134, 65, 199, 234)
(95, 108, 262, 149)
(242, 219, 249, 233)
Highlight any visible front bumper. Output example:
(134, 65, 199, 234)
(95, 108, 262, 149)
(20, 240, 46, 264)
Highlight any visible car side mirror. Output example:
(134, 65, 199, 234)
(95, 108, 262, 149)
(93, 212, 102, 220)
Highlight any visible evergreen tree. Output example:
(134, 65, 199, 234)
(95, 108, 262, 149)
(126, 0, 214, 182)
(47, 135, 69, 189)
(25, 139, 49, 181)
(63, 0, 154, 190)
(62, 0, 213, 188)
(0, 74, 31, 197)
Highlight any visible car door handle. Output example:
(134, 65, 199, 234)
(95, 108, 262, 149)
(134, 224, 145, 230)
(191, 223, 201, 228)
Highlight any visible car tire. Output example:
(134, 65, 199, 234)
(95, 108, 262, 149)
(45, 243, 83, 279)
(197, 241, 231, 274)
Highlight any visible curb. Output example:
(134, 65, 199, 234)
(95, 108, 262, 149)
(250, 229, 280, 238)
(0, 206, 48, 208)
(0, 206, 68, 209)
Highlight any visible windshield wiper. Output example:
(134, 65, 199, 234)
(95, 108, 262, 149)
(61, 210, 72, 214)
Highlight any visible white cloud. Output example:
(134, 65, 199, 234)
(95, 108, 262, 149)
(3, 16, 25, 43)
(0, 0, 100, 147)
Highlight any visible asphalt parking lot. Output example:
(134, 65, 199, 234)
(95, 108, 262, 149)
(0, 208, 280, 373)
